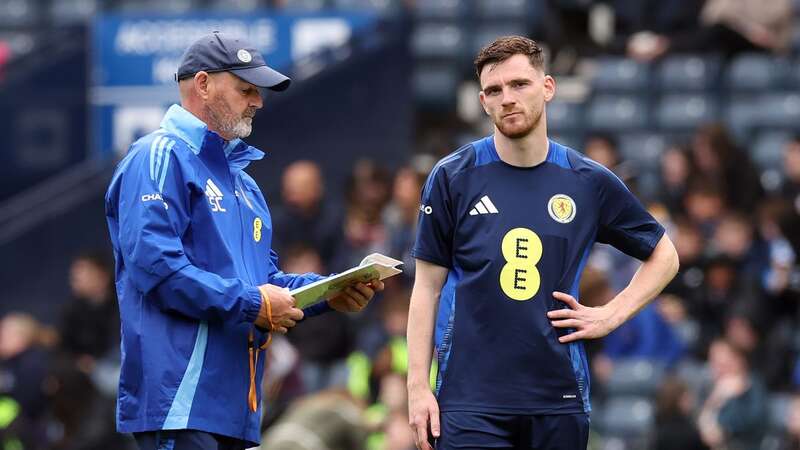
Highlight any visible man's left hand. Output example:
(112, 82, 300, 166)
(547, 291, 618, 343)
(328, 280, 384, 312)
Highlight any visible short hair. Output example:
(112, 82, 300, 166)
(474, 36, 545, 79)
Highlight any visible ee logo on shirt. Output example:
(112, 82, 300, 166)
(253, 217, 262, 242)
(499, 227, 542, 301)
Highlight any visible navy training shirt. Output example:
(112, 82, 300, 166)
(412, 135, 665, 415)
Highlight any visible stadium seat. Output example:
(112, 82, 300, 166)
(726, 53, 789, 91)
(589, 57, 650, 92)
(470, 23, 530, 59)
(547, 98, 584, 133)
(604, 359, 666, 397)
(411, 23, 466, 60)
(413, 65, 459, 109)
(723, 95, 760, 141)
(596, 395, 654, 437)
(117, 0, 195, 12)
(656, 54, 721, 91)
(655, 94, 717, 130)
(586, 95, 648, 131)
(332, 0, 400, 13)
(475, 0, 537, 20)
(751, 130, 792, 172)
(412, 0, 468, 20)
(617, 132, 669, 172)
(50, 0, 100, 24)
(768, 393, 792, 433)
(280, 0, 328, 9)
(550, 133, 583, 151)
(755, 92, 800, 128)
(208, 0, 262, 12)
(674, 359, 711, 398)
(0, 0, 39, 27)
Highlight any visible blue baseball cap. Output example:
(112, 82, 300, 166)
(176, 31, 290, 91)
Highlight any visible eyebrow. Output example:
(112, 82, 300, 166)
(482, 77, 532, 91)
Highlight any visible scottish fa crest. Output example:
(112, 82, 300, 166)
(547, 194, 576, 224)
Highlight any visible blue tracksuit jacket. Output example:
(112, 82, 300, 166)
(105, 104, 331, 445)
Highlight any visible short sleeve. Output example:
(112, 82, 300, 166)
(411, 166, 455, 268)
(594, 167, 665, 261)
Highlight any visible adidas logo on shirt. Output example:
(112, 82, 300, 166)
(205, 179, 226, 212)
(469, 195, 499, 216)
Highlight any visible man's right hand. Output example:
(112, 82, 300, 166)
(257, 284, 304, 334)
(408, 384, 440, 450)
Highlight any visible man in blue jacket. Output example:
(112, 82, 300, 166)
(105, 32, 383, 450)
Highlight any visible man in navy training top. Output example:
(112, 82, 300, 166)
(406, 36, 679, 450)
(105, 32, 383, 450)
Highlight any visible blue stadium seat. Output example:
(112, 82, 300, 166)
(547, 99, 584, 133)
(279, 0, 327, 9)
(413, 65, 459, 108)
(590, 57, 650, 92)
(471, 23, 529, 58)
(332, 0, 400, 13)
(656, 94, 717, 130)
(617, 132, 669, 172)
(49, 0, 99, 24)
(586, 95, 648, 131)
(604, 359, 666, 397)
(768, 393, 792, 433)
(755, 93, 800, 128)
(675, 359, 711, 398)
(550, 134, 583, 151)
(656, 54, 721, 91)
(412, 0, 468, 20)
(411, 23, 466, 59)
(751, 130, 793, 172)
(475, 0, 537, 20)
(117, 0, 196, 12)
(208, 0, 263, 12)
(596, 396, 654, 437)
(0, 0, 39, 27)
(723, 95, 759, 140)
(726, 53, 789, 91)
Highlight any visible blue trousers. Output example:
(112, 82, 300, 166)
(134, 430, 249, 450)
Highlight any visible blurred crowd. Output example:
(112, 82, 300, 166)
(2, 0, 800, 449)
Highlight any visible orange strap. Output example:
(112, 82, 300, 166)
(248, 292, 274, 412)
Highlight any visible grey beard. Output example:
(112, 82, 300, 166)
(206, 105, 253, 140)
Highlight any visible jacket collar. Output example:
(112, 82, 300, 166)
(160, 104, 265, 170)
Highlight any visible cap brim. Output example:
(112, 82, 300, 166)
(230, 65, 291, 91)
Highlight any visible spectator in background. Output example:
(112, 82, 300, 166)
(383, 166, 425, 285)
(0, 313, 50, 450)
(654, 376, 708, 450)
(690, 124, 763, 213)
(625, 0, 791, 61)
(690, 256, 760, 357)
(282, 244, 354, 394)
(58, 251, 119, 366)
(697, 338, 768, 450)
(0, 41, 9, 82)
(259, 389, 368, 450)
(710, 212, 767, 279)
(331, 159, 391, 270)
(666, 218, 706, 299)
(271, 160, 342, 265)
(584, 134, 620, 172)
(658, 145, 694, 216)
(684, 180, 726, 238)
(777, 393, 800, 450)
(608, 0, 703, 53)
(781, 136, 800, 213)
